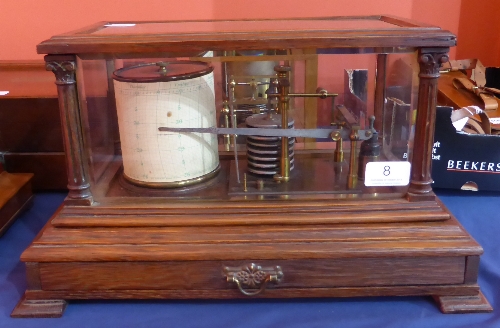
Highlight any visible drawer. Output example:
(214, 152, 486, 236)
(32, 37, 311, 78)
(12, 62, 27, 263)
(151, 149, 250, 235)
(38, 257, 466, 292)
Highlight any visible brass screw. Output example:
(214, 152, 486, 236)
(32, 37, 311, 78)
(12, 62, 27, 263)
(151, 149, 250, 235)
(257, 180, 265, 190)
(156, 62, 168, 75)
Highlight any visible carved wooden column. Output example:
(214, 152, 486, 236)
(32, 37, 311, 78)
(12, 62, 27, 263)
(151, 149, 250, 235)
(407, 48, 449, 201)
(45, 55, 93, 205)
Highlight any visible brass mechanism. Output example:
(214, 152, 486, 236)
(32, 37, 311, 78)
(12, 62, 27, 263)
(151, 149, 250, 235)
(257, 179, 265, 190)
(272, 65, 338, 183)
(222, 101, 231, 150)
(156, 62, 168, 75)
(331, 131, 344, 163)
(273, 65, 292, 183)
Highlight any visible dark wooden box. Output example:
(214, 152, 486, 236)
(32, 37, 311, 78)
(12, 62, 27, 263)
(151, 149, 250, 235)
(0, 62, 67, 190)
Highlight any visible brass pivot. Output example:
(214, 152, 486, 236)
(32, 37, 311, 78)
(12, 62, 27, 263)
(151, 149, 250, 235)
(331, 131, 344, 163)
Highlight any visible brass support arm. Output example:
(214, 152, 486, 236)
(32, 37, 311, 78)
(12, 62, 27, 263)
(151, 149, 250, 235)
(273, 65, 292, 183)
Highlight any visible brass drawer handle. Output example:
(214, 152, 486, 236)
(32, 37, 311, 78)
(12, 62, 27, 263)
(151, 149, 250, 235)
(223, 263, 283, 296)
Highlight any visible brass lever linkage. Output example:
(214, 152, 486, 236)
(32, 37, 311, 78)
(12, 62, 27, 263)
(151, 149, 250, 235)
(272, 65, 338, 183)
(288, 91, 338, 98)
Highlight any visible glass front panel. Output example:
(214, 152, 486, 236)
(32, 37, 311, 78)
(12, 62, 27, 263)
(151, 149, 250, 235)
(76, 48, 419, 204)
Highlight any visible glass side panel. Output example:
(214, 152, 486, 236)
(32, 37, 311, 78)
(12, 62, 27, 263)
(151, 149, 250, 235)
(76, 58, 116, 187)
(382, 53, 419, 162)
(92, 19, 406, 36)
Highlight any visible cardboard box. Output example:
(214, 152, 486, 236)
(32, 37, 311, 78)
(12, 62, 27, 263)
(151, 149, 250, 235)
(432, 106, 500, 191)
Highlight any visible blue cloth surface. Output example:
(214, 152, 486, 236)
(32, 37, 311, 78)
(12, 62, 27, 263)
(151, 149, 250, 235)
(0, 191, 499, 328)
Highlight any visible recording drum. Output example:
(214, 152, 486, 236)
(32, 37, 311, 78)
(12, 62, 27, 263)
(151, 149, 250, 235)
(113, 61, 220, 187)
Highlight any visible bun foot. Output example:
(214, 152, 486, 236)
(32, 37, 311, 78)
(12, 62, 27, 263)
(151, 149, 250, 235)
(434, 291, 492, 314)
(11, 295, 67, 318)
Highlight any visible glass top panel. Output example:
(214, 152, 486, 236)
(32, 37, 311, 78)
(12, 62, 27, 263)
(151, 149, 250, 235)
(93, 19, 407, 36)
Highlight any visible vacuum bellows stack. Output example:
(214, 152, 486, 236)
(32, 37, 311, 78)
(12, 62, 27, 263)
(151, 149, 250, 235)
(245, 113, 295, 176)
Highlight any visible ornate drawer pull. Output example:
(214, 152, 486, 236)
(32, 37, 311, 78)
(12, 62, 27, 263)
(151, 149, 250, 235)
(223, 263, 283, 296)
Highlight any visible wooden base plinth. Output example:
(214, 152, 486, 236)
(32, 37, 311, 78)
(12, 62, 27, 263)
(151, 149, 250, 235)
(0, 171, 34, 236)
(12, 197, 491, 317)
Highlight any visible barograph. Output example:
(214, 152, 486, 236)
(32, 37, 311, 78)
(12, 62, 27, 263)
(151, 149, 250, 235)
(12, 16, 491, 317)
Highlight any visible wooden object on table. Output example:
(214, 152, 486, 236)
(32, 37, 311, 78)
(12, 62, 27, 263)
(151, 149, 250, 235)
(0, 61, 67, 190)
(0, 166, 33, 236)
(11, 16, 492, 318)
